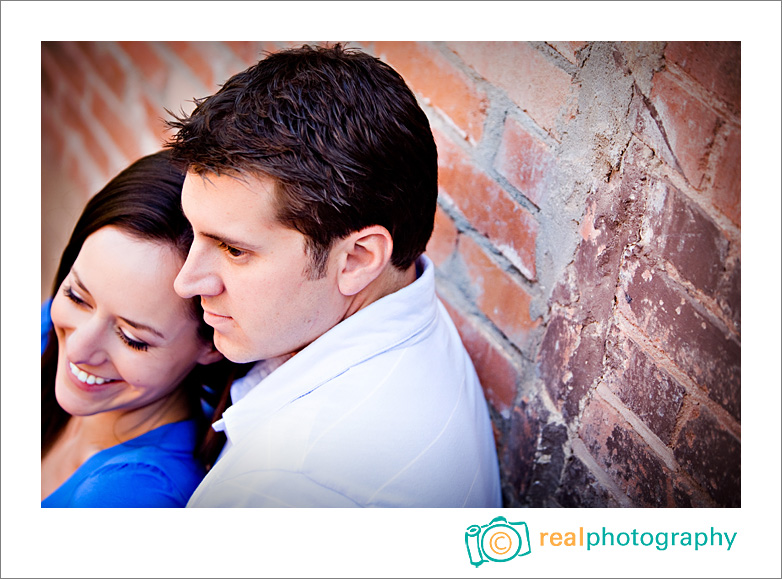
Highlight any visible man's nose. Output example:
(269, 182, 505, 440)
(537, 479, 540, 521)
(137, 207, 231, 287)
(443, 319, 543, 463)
(174, 242, 223, 299)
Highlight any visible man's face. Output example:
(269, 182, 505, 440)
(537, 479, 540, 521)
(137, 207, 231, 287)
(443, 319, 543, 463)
(174, 172, 349, 363)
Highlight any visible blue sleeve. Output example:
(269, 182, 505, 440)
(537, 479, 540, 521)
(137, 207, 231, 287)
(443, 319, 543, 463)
(68, 463, 189, 508)
(41, 298, 53, 354)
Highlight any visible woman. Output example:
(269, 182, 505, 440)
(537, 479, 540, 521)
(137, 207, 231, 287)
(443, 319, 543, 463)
(41, 150, 244, 507)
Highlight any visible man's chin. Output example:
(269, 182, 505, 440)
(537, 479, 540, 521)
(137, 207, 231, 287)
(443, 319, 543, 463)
(213, 334, 254, 364)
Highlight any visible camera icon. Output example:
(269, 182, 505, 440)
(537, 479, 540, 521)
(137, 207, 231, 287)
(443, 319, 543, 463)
(465, 516, 531, 567)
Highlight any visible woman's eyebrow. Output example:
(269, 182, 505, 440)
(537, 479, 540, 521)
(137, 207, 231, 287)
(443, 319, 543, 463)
(71, 269, 166, 340)
(118, 316, 166, 340)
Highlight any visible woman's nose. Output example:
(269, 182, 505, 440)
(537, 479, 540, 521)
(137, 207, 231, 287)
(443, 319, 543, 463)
(174, 242, 223, 299)
(66, 317, 109, 367)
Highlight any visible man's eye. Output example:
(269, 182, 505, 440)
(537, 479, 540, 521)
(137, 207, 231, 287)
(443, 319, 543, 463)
(218, 242, 245, 258)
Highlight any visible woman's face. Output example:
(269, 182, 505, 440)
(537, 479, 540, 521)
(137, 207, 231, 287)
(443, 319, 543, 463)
(50, 226, 218, 419)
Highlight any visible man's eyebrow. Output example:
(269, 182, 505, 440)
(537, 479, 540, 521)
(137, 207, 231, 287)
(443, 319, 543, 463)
(72, 270, 166, 340)
(200, 231, 260, 250)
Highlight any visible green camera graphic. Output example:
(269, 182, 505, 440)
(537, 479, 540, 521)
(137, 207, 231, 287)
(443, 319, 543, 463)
(465, 516, 531, 567)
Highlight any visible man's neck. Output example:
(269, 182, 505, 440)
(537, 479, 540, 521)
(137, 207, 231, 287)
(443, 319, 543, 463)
(341, 261, 418, 321)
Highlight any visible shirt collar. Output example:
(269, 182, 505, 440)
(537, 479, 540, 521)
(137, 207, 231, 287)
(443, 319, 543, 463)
(214, 255, 438, 443)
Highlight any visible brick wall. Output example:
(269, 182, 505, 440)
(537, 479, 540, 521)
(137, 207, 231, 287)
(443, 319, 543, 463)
(41, 41, 741, 507)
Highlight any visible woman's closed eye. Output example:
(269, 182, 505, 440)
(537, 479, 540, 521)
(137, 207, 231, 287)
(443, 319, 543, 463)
(63, 285, 89, 307)
(115, 327, 150, 352)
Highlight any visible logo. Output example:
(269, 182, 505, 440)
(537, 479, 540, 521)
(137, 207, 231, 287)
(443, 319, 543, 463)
(465, 516, 531, 567)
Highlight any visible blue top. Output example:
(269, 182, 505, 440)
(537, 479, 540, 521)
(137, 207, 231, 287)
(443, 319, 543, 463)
(42, 299, 52, 354)
(41, 420, 206, 508)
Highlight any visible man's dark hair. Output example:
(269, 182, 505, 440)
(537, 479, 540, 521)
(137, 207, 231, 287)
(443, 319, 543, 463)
(165, 43, 438, 278)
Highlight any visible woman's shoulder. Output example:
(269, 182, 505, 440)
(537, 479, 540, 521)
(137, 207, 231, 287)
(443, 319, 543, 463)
(47, 421, 206, 508)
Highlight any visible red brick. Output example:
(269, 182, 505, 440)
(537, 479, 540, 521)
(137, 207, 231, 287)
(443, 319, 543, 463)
(650, 70, 721, 189)
(620, 258, 740, 420)
(547, 41, 587, 64)
(604, 328, 686, 444)
(441, 299, 519, 416)
(494, 116, 555, 206)
(376, 42, 488, 143)
(436, 130, 537, 280)
(709, 125, 740, 226)
(579, 396, 675, 507)
(166, 41, 216, 91)
(673, 403, 740, 507)
(75, 42, 127, 99)
(142, 94, 171, 146)
(425, 206, 458, 267)
(665, 42, 740, 114)
(458, 235, 538, 350)
(647, 184, 729, 295)
(91, 91, 142, 161)
(118, 41, 168, 92)
(43, 42, 87, 97)
(224, 41, 270, 66)
(58, 94, 109, 173)
(447, 41, 573, 138)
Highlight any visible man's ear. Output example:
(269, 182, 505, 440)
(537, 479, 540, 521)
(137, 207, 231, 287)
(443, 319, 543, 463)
(197, 344, 225, 366)
(335, 225, 393, 297)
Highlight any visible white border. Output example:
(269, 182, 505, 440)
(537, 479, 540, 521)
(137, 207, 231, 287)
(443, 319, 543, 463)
(3, 2, 780, 577)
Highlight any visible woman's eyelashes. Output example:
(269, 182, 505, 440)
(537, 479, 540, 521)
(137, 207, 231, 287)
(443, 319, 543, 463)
(63, 285, 88, 307)
(115, 327, 150, 352)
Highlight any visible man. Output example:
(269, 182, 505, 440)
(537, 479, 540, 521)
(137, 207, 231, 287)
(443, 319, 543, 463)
(168, 44, 502, 507)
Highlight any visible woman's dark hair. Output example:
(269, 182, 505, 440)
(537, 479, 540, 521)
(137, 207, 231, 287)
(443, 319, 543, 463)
(41, 150, 247, 468)
(166, 43, 438, 279)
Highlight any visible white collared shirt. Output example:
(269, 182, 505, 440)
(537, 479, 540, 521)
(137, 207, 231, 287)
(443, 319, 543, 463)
(187, 256, 502, 507)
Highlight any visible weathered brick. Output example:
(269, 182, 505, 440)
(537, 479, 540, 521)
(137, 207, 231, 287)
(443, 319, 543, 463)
(673, 404, 740, 507)
(709, 124, 740, 226)
(436, 130, 538, 279)
(441, 299, 519, 416)
(447, 41, 573, 138)
(717, 257, 740, 332)
(375, 42, 488, 144)
(604, 328, 686, 444)
(425, 206, 458, 267)
(579, 396, 675, 507)
(538, 312, 606, 421)
(570, 160, 647, 323)
(458, 235, 538, 350)
(525, 422, 568, 507)
(500, 402, 542, 505)
(664, 41, 740, 114)
(493, 116, 555, 207)
(650, 70, 721, 189)
(546, 41, 587, 64)
(75, 42, 127, 99)
(646, 183, 729, 295)
(620, 259, 740, 420)
(555, 456, 621, 507)
(672, 475, 717, 508)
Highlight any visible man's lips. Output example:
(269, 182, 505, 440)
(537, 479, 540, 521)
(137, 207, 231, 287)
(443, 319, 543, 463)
(203, 310, 232, 325)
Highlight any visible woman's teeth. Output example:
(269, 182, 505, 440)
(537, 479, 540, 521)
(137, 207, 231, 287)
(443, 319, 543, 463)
(69, 362, 114, 385)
